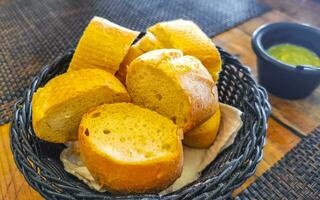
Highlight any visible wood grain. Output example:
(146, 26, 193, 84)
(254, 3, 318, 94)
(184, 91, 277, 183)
(237, 10, 297, 35)
(270, 91, 320, 135)
(0, 124, 43, 200)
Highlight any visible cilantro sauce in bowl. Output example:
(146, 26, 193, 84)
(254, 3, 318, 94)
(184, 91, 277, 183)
(267, 43, 320, 67)
(252, 22, 320, 99)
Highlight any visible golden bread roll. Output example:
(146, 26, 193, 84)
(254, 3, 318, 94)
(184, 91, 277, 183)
(183, 86, 221, 148)
(126, 49, 218, 132)
(183, 107, 221, 148)
(79, 103, 183, 194)
(32, 69, 130, 143)
(68, 16, 139, 74)
(148, 19, 221, 81)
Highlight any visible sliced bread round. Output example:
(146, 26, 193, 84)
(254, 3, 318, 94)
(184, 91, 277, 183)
(32, 69, 130, 143)
(126, 49, 218, 132)
(78, 103, 183, 194)
(68, 16, 139, 74)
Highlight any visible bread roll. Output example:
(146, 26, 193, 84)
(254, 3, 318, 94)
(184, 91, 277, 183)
(79, 103, 183, 194)
(148, 19, 222, 81)
(183, 86, 220, 148)
(183, 107, 221, 148)
(126, 49, 218, 132)
(68, 16, 139, 74)
(32, 69, 130, 143)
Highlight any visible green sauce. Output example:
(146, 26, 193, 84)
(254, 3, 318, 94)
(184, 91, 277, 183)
(267, 44, 320, 67)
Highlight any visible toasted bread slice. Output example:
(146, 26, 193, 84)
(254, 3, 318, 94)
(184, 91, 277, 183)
(126, 49, 218, 132)
(79, 103, 183, 194)
(32, 69, 130, 143)
(148, 19, 222, 81)
(68, 16, 139, 74)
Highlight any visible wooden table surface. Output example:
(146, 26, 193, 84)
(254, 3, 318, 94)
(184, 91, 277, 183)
(1, 0, 320, 199)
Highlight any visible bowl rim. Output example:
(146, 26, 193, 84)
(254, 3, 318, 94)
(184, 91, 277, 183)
(251, 22, 320, 74)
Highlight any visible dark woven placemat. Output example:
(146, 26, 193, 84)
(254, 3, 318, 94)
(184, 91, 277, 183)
(0, 0, 269, 124)
(237, 128, 320, 200)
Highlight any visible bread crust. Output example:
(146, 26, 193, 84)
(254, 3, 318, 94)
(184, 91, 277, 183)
(68, 16, 139, 74)
(183, 86, 220, 148)
(177, 66, 218, 131)
(183, 106, 220, 148)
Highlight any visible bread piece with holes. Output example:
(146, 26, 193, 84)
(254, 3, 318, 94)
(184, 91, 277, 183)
(79, 103, 183, 194)
(126, 49, 218, 132)
(32, 69, 130, 143)
(68, 16, 139, 74)
(148, 19, 222, 81)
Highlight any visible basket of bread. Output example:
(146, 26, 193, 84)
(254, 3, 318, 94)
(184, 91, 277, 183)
(10, 17, 270, 199)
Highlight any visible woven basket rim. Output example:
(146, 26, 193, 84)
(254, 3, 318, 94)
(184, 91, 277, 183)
(10, 47, 271, 199)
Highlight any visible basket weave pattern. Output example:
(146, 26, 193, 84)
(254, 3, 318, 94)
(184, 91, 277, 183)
(10, 47, 271, 199)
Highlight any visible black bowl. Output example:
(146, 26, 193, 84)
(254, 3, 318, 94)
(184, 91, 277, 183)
(252, 22, 320, 99)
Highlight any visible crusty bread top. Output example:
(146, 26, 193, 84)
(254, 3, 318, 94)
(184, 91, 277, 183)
(32, 69, 129, 121)
(129, 49, 214, 92)
(79, 103, 183, 162)
(132, 48, 183, 67)
(148, 19, 222, 81)
(68, 16, 139, 74)
(126, 49, 217, 132)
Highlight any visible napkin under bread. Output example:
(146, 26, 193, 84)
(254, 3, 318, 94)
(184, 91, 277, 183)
(60, 103, 242, 193)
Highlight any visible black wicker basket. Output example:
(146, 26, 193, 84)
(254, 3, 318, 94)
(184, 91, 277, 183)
(10, 47, 271, 200)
